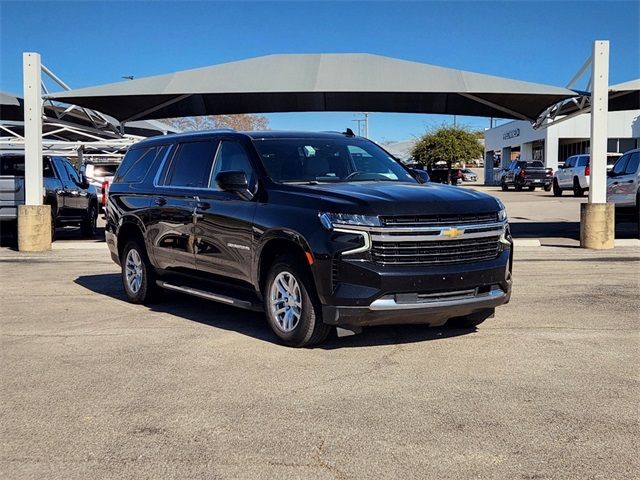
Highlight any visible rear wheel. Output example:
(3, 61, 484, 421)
(553, 179, 563, 197)
(528, 185, 536, 191)
(514, 184, 523, 192)
(121, 240, 159, 304)
(573, 177, 585, 197)
(264, 255, 331, 347)
(501, 179, 508, 191)
(544, 184, 552, 192)
(50, 210, 56, 242)
(81, 203, 97, 238)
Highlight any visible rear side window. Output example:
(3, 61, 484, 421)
(115, 146, 161, 184)
(576, 157, 589, 167)
(624, 152, 639, 174)
(163, 141, 218, 188)
(611, 154, 630, 175)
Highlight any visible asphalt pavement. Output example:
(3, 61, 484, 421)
(1, 243, 638, 479)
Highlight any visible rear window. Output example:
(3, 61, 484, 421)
(115, 146, 164, 184)
(527, 161, 544, 168)
(0, 156, 25, 176)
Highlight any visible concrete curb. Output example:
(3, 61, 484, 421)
(513, 239, 542, 247)
(614, 239, 640, 247)
(52, 241, 108, 250)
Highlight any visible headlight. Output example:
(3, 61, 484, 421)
(318, 212, 380, 230)
(498, 208, 507, 222)
(318, 213, 373, 255)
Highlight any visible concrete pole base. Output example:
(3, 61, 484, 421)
(18, 205, 52, 252)
(580, 203, 615, 249)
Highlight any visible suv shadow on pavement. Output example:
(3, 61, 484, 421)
(74, 273, 476, 349)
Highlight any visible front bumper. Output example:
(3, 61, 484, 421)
(319, 248, 513, 328)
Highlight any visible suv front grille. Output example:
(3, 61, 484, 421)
(380, 212, 498, 228)
(368, 212, 505, 266)
(372, 236, 501, 265)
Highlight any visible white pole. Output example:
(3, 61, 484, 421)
(364, 112, 369, 138)
(23, 52, 43, 206)
(588, 40, 609, 204)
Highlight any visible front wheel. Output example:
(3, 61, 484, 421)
(121, 240, 159, 304)
(265, 256, 331, 347)
(501, 179, 508, 191)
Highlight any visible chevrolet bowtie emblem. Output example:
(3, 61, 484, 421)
(442, 227, 464, 238)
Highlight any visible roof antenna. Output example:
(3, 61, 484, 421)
(343, 128, 355, 137)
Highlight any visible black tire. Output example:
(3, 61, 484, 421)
(544, 184, 552, 192)
(553, 179, 563, 197)
(528, 185, 536, 191)
(501, 179, 508, 191)
(50, 210, 56, 243)
(264, 255, 331, 347)
(81, 203, 97, 238)
(573, 177, 585, 197)
(120, 240, 159, 304)
(514, 184, 523, 192)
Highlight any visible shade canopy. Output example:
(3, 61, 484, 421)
(608, 79, 640, 111)
(0, 91, 178, 138)
(45, 54, 577, 122)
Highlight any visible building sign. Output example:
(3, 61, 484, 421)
(502, 128, 520, 141)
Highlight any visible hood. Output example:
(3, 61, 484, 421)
(272, 181, 502, 216)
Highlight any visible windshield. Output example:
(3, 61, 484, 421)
(0, 156, 25, 176)
(253, 137, 416, 184)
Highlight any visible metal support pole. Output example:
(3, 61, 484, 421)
(364, 112, 369, 138)
(581, 40, 614, 249)
(588, 40, 609, 204)
(23, 52, 43, 206)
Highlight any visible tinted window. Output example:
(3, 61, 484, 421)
(0, 156, 25, 176)
(164, 141, 217, 188)
(624, 152, 639, 174)
(565, 157, 575, 168)
(92, 164, 119, 177)
(611, 154, 630, 175)
(210, 141, 255, 189)
(63, 161, 81, 184)
(576, 157, 589, 167)
(115, 146, 158, 184)
(253, 137, 415, 183)
(527, 161, 544, 168)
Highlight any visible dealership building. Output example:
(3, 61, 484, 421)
(483, 80, 639, 184)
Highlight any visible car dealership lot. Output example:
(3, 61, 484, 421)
(1, 242, 638, 480)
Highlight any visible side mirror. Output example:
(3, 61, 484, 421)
(216, 170, 254, 200)
(411, 168, 430, 184)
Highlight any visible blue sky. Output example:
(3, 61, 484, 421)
(1, 1, 638, 141)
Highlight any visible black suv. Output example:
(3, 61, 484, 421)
(105, 131, 512, 346)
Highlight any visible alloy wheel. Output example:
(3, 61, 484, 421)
(269, 271, 302, 332)
(125, 248, 143, 294)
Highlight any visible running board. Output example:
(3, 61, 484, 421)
(156, 281, 263, 312)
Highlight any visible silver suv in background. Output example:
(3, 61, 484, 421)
(553, 154, 590, 196)
(82, 161, 120, 207)
(607, 148, 640, 234)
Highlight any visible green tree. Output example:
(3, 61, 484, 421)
(411, 126, 484, 184)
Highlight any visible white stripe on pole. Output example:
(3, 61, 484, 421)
(588, 41, 609, 204)
(23, 52, 43, 206)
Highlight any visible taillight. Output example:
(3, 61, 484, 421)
(519, 170, 526, 178)
(101, 181, 109, 207)
(585, 165, 590, 176)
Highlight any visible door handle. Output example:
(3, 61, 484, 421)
(196, 201, 211, 210)
(612, 182, 619, 185)
(154, 197, 167, 206)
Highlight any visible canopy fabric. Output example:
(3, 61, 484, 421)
(45, 54, 577, 122)
(609, 79, 640, 111)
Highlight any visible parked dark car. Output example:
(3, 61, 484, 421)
(427, 167, 463, 185)
(0, 154, 98, 240)
(105, 131, 513, 347)
(501, 160, 551, 191)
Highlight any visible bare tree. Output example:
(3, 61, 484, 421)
(164, 114, 269, 132)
